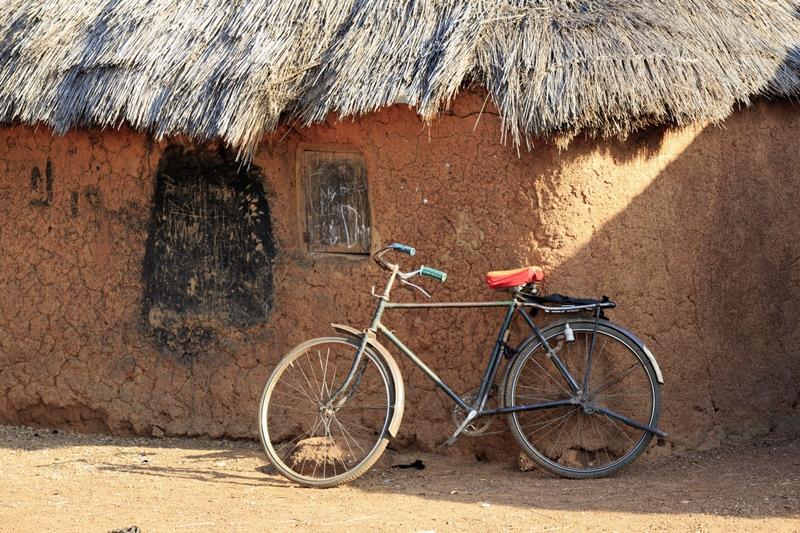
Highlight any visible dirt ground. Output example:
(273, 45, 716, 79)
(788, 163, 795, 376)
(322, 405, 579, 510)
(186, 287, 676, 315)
(0, 425, 797, 532)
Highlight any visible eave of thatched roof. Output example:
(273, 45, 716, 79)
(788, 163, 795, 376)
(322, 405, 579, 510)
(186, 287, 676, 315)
(1, 1, 798, 157)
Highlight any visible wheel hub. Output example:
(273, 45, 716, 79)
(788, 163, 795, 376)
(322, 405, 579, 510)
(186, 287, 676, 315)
(578, 396, 596, 414)
(573, 391, 596, 414)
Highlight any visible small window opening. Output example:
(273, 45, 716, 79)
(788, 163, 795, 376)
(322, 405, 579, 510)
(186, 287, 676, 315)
(301, 150, 371, 254)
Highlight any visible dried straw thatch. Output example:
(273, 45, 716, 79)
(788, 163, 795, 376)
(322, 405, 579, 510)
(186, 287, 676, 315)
(1, 1, 798, 157)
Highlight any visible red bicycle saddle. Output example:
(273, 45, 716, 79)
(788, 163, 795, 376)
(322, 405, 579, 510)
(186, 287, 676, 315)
(485, 266, 544, 289)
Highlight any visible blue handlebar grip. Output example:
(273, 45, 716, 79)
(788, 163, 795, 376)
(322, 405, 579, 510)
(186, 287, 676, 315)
(420, 265, 447, 282)
(390, 243, 416, 256)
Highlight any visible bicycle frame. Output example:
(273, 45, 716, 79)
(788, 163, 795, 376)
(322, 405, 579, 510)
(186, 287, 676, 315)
(333, 264, 604, 421)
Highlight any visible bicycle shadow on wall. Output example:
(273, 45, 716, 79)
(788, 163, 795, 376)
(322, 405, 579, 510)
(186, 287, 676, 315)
(341, 98, 800, 518)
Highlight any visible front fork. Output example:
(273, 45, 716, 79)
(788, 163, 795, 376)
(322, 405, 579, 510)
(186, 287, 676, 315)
(331, 336, 371, 409)
(326, 267, 399, 409)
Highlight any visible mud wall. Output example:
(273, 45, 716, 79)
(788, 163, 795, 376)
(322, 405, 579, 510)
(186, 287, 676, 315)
(0, 94, 798, 456)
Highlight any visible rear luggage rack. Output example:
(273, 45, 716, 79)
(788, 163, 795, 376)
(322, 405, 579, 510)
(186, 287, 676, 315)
(515, 287, 616, 314)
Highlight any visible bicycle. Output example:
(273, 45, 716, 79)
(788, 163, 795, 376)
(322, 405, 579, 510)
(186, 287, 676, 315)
(258, 243, 665, 487)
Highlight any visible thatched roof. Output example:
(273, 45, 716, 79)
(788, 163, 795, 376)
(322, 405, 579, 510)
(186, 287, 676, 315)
(1, 1, 799, 157)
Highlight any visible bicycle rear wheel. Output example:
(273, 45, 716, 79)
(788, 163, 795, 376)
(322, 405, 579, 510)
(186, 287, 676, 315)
(258, 337, 394, 487)
(504, 320, 660, 478)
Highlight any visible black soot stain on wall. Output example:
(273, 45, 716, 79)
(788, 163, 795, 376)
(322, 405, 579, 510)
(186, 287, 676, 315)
(143, 145, 275, 355)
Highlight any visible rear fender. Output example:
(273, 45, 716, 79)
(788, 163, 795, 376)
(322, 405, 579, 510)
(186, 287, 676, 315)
(600, 321, 664, 384)
(331, 323, 405, 437)
(506, 319, 664, 385)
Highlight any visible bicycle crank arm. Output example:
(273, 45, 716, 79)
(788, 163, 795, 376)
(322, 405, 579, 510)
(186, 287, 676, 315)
(438, 409, 478, 448)
(595, 406, 667, 438)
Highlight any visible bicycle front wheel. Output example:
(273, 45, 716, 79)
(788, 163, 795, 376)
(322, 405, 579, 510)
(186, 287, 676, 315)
(504, 320, 660, 478)
(258, 337, 395, 487)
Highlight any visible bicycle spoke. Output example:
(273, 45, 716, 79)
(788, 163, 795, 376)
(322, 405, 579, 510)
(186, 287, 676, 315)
(577, 413, 588, 467)
(521, 408, 573, 433)
(287, 363, 321, 406)
(297, 356, 322, 403)
(344, 381, 384, 404)
(305, 350, 323, 400)
(596, 391, 652, 400)
(271, 388, 318, 412)
(317, 348, 329, 399)
(330, 427, 353, 474)
(599, 411, 638, 447)
(515, 383, 556, 392)
(527, 409, 577, 446)
(326, 362, 339, 401)
(588, 414, 612, 464)
(266, 402, 318, 416)
(274, 374, 316, 403)
(584, 338, 607, 389)
(277, 416, 323, 465)
(590, 362, 639, 397)
(322, 438, 327, 479)
(333, 416, 367, 455)
(331, 415, 384, 437)
(329, 422, 372, 443)
(514, 394, 563, 402)
(526, 356, 571, 396)
(552, 409, 577, 458)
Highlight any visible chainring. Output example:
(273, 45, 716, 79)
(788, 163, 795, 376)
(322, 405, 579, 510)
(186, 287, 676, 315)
(451, 391, 495, 436)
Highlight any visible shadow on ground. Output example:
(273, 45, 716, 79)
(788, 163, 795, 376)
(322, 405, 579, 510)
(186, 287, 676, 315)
(3, 423, 797, 521)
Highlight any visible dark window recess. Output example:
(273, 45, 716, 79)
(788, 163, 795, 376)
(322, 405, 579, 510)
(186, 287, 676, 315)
(302, 150, 371, 254)
(143, 145, 275, 351)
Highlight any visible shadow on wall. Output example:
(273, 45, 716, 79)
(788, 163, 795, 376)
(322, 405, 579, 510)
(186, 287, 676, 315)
(534, 100, 800, 449)
(389, 97, 800, 455)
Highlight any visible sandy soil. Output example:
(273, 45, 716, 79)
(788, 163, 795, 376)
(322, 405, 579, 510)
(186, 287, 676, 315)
(0, 425, 797, 532)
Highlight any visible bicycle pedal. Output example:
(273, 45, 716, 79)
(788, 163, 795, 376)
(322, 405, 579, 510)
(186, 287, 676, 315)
(438, 409, 478, 449)
(437, 431, 460, 449)
(436, 437, 457, 449)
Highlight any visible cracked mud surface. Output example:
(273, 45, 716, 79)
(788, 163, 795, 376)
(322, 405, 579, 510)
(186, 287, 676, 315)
(0, 425, 797, 532)
(0, 91, 798, 457)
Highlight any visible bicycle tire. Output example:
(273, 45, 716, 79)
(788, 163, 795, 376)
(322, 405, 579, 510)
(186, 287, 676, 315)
(504, 320, 661, 478)
(258, 336, 396, 487)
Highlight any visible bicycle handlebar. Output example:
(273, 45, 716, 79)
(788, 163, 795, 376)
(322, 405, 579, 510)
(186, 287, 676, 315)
(374, 243, 448, 284)
(420, 265, 447, 282)
(389, 243, 416, 256)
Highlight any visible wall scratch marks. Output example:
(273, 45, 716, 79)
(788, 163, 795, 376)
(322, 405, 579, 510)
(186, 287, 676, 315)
(303, 151, 370, 254)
